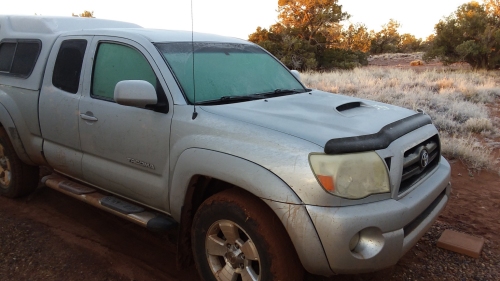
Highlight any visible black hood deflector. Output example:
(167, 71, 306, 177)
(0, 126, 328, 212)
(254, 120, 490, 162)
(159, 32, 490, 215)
(324, 113, 432, 154)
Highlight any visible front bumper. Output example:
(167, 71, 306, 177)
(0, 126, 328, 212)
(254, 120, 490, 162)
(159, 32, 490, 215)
(307, 158, 451, 274)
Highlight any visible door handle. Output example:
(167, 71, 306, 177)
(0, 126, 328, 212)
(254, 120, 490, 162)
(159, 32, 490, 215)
(80, 113, 98, 122)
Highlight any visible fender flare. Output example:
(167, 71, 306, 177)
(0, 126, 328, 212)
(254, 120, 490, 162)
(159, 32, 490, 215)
(169, 148, 303, 220)
(169, 148, 332, 275)
(0, 102, 34, 165)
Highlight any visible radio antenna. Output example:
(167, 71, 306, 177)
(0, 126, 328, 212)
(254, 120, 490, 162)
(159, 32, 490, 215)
(191, 0, 198, 120)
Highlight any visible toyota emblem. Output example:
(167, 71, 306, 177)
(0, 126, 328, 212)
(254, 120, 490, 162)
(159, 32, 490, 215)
(420, 149, 429, 168)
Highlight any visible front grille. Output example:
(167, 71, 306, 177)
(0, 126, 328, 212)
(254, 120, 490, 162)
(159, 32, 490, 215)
(399, 135, 440, 195)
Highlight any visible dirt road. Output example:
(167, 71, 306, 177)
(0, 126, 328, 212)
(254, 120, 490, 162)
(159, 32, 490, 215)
(1, 162, 499, 281)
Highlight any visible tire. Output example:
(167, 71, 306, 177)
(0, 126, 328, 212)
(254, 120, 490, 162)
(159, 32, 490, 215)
(0, 127, 39, 198)
(192, 189, 304, 281)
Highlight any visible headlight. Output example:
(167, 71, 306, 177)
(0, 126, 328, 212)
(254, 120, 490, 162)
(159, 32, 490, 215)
(309, 152, 390, 199)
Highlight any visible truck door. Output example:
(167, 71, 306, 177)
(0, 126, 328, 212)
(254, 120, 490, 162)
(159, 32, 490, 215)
(39, 36, 92, 179)
(78, 37, 173, 211)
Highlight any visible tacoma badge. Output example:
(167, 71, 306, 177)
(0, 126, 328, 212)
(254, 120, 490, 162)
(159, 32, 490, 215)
(127, 158, 155, 170)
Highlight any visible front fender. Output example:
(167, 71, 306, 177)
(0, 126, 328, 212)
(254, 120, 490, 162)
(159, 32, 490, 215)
(169, 148, 332, 276)
(169, 148, 303, 219)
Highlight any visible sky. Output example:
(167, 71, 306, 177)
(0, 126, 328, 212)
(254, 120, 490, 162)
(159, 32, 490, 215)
(2, 0, 472, 40)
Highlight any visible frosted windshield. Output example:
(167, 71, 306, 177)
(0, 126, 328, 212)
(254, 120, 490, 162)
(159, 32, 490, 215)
(156, 42, 304, 104)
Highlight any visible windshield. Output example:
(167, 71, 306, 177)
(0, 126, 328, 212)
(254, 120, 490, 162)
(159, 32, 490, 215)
(155, 42, 305, 104)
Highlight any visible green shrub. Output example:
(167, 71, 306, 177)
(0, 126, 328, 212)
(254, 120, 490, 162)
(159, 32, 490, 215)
(318, 48, 368, 70)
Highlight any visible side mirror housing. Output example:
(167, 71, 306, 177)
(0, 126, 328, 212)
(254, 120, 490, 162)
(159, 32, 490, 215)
(114, 80, 157, 108)
(291, 70, 301, 82)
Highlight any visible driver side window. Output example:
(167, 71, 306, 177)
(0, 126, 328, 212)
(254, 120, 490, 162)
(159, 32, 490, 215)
(91, 42, 168, 113)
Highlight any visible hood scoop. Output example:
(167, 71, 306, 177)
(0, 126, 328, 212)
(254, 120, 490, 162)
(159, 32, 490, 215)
(336, 101, 373, 117)
(336, 101, 362, 112)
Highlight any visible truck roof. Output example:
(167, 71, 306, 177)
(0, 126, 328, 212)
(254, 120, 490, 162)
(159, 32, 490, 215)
(0, 15, 249, 91)
(0, 15, 247, 43)
(0, 15, 141, 36)
(66, 28, 249, 44)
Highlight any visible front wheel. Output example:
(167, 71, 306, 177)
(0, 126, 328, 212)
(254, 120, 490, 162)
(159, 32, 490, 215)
(0, 127, 38, 198)
(192, 189, 304, 281)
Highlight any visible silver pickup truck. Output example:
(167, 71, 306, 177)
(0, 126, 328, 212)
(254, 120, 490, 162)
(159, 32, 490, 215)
(0, 15, 450, 281)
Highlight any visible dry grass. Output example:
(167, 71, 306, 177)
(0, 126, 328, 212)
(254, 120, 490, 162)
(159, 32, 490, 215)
(464, 118, 494, 133)
(441, 134, 495, 171)
(302, 68, 500, 172)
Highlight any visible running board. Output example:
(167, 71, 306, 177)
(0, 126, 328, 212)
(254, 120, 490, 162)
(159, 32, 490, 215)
(41, 174, 177, 232)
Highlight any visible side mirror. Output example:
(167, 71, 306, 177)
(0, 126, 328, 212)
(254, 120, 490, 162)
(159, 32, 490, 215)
(291, 70, 301, 82)
(114, 80, 157, 108)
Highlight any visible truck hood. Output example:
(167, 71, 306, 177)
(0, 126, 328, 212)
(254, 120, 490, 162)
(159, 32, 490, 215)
(200, 90, 417, 148)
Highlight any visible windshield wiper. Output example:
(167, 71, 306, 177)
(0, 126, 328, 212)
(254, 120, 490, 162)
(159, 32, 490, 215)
(195, 89, 311, 105)
(254, 88, 309, 98)
(220, 95, 263, 101)
(275, 88, 304, 94)
(195, 94, 263, 105)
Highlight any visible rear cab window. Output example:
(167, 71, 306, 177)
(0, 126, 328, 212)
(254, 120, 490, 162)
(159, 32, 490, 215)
(52, 39, 87, 94)
(0, 39, 41, 78)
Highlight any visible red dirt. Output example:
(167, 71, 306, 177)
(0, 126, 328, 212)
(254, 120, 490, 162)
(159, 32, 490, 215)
(0, 160, 498, 281)
(0, 184, 200, 281)
(368, 55, 472, 72)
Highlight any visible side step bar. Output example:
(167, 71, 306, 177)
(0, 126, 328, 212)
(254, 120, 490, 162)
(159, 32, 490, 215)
(41, 174, 177, 232)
